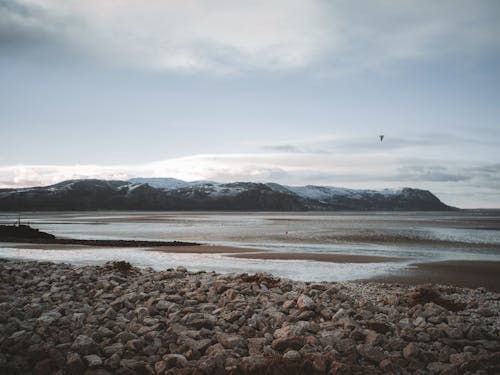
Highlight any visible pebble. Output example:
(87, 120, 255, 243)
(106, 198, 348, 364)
(0, 258, 498, 374)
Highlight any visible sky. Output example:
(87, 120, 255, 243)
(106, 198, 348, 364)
(1, 0, 500, 208)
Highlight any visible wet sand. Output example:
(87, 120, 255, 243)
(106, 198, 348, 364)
(148, 245, 268, 254)
(227, 252, 406, 263)
(367, 260, 500, 292)
(1, 243, 93, 250)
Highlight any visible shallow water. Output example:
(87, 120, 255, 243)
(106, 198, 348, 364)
(1, 211, 499, 281)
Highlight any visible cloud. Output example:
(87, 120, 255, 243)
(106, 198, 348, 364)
(259, 132, 474, 156)
(2, 0, 499, 73)
(393, 165, 471, 182)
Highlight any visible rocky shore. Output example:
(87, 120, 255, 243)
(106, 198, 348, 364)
(0, 259, 499, 374)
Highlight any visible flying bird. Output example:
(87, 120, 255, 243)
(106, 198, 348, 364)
(379, 135, 384, 142)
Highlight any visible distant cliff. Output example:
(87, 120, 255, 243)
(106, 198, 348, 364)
(0, 178, 455, 211)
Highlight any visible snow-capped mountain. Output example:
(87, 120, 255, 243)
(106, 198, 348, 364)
(0, 178, 455, 211)
(128, 177, 190, 190)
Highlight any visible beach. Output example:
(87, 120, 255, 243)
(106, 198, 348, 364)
(0, 258, 499, 374)
(1, 210, 500, 373)
(368, 260, 500, 292)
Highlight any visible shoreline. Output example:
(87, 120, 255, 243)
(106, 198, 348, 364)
(0, 258, 499, 374)
(3, 241, 500, 290)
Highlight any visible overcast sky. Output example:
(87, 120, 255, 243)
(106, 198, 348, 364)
(1, 0, 500, 208)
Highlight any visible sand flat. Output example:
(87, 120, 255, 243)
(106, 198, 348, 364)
(367, 260, 500, 291)
(227, 252, 406, 263)
(147, 245, 269, 254)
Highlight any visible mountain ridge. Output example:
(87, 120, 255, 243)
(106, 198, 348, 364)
(0, 178, 455, 211)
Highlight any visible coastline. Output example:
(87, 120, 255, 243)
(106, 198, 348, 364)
(3, 241, 500, 290)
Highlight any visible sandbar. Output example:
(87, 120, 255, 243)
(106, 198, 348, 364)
(147, 245, 269, 254)
(227, 252, 406, 263)
(367, 260, 500, 292)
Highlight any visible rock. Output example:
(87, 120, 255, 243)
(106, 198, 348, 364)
(247, 337, 266, 356)
(357, 344, 385, 364)
(71, 335, 99, 355)
(120, 359, 155, 374)
(449, 352, 474, 364)
(283, 349, 301, 361)
(33, 358, 57, 374)
(427, 361, 454, 373)
(297, 294, 314, 310)
(1, 259, 499, 375)
(271, 336, 304, 352)
(309, 353, 327, 373)
(162, 354, 188, 368)
(329, 361, 351, 375)
(66, 352, 85, 374)
(37, 310, 61, 325)
(238, 356, 268, 373)
(84, 354, 103, 368)
(403, 342, 420, 361)
(103, 353, 121, 370)
(102, 342, 124, 357)
(216, 333, 246, 349)
(96, 326, 114, 338)
(154, 360, 167, 375)
(365, 320, 390, 334)
(156, 300, 172, 311)
(379, 358, 393, 372)
(332, 308, 346, 320)
(364, 330, 383, 346)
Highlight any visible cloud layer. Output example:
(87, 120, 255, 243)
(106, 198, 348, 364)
(1, 152, 499, 208)
(2, 0, 499, 73)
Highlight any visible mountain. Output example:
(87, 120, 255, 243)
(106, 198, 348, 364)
(0, 178, 455, 211)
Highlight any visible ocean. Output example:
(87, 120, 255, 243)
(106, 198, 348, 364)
(1, 211, 499, 282)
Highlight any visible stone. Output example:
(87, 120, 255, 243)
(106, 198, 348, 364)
(104, 353, 121, 370)
(364, 330, 383, 346)
(365, 320, 390, 334)
(403, 342, 420, 361)
(427, 361, 454, 373)
(272, 336, 304, 352)
(357, 344, 385, 364)
(102, 342, 124, 356)
(37, 310, 62, 325)
(135, 307, 149, 322)
(84, 354, 103, 368)
(297, 294, 314, 310)
(71, 335, 99, 355)
(449, 352, 474, 365)
(238, 356, 268, 373)
(162, 354, 188, 368)
(329, 361, 351, 375)
(66, 352, 85, 375)
(332, 308, 346, 320)
(247, 337, 266, 356)
(283, 350, 301, 361)
(216, 333, 245, 349)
